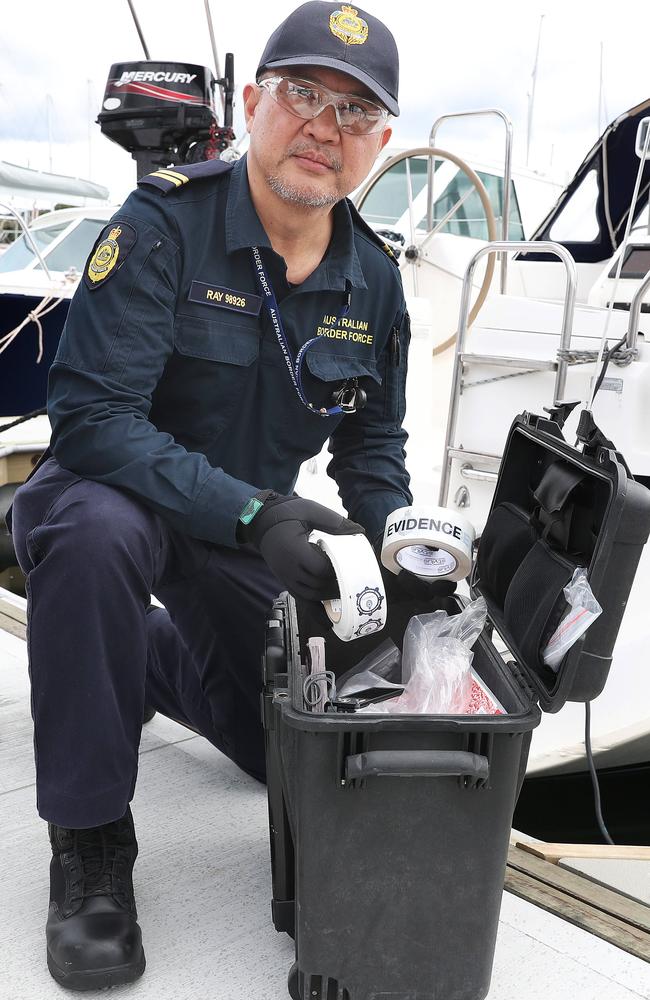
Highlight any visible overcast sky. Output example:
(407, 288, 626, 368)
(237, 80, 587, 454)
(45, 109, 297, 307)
(2, 0, 649, 203)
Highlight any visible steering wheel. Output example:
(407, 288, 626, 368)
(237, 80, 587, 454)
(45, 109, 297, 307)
(355, 147, 498, 355)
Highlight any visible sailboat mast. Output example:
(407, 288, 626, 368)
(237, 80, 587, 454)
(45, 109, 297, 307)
(204, 0, 225, 117)
(526, 14, 544, 168)
(87, 80, 93, 180)
(45, 94, 53, 173)
(598, 42, 605, 136)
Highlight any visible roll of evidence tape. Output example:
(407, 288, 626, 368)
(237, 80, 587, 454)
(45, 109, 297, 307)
(381, 506, 475, 583)
(308, 530, 387, 642)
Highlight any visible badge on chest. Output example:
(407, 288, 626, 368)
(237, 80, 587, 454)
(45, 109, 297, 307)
(188, 281, 262, 316)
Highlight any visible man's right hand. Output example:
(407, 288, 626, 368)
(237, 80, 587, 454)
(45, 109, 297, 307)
(239, 492, 364, 602)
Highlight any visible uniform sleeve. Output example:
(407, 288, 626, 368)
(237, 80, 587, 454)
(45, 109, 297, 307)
(47, 188, 256, 547)
(326, 305, 413, 544)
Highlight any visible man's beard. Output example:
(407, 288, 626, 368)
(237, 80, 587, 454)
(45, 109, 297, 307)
(267, 144, 343, 208)
(266, 175, 340, 207)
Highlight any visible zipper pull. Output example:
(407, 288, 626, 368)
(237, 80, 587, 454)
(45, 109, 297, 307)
(390, 326, 401, 367)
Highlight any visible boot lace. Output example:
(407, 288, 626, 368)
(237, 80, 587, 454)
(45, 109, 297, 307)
(64, 821, 134, 909)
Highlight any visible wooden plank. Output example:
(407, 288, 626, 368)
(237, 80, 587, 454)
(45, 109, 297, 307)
(0, 587, 27, 625)
(0, 611, 26, 640)
(516, 840, 650, 864)
(559, 857, 650, 908)
(504, 866, 650, 963)
(507, 846, 650, 934)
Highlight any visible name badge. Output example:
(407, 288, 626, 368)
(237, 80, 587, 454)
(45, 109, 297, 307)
(189, 281, 262, 316)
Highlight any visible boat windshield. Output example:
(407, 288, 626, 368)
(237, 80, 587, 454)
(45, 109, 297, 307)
(360, 157, 525, 241)
(0, 220, 70, 272)
(0, 218, 107, 274)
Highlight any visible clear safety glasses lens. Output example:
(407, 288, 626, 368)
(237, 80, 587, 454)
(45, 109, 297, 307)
(259, 77, 388, 135)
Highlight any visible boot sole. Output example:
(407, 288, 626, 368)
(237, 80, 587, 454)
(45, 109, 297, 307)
(47, 950, 146, 991)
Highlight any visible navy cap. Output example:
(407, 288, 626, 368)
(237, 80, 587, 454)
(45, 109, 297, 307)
(256, 2, 399, 117)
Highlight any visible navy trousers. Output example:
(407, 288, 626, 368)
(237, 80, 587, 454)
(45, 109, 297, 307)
(11, 457, 281, 829)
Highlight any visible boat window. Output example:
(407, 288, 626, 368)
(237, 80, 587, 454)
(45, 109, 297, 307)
(479, 173, 525, 241)
(0, 220, 69, 272)
(608, 246, 650, 279)
(360, 157, 431, 227)
(426, 171, 524, 241)
(549, 168, 600, 242)
(34, 218, 107, 272)
(358, 156, 525, 240)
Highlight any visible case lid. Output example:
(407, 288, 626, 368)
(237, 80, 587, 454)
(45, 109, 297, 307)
(471, 410, 650, 713)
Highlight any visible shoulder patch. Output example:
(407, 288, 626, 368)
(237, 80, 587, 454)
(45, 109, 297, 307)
(83, 222, 137, 291)
(346, 198, 401, 268)
(138, 159, 234, 195)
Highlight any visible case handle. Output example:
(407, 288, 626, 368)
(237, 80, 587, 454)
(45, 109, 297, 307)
(344, 750, 489, 782)
(533, 460, 585, 514)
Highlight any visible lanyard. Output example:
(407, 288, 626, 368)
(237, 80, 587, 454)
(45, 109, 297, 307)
(250, 245, 345, 417)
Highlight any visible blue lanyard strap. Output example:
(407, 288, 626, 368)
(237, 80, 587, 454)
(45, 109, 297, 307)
(250, 246, 342, 417)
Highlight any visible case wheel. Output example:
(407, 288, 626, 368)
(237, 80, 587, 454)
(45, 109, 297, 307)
(288, 962, 300, 1000)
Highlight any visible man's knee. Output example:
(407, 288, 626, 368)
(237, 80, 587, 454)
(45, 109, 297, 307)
(11, 458, 160, 576)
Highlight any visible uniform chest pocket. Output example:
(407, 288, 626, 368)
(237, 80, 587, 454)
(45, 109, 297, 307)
(174, 314, 260, 365)
(305, 350, 380, 384)
(302, 350, 381, 411)
(171, 315, 260, 432)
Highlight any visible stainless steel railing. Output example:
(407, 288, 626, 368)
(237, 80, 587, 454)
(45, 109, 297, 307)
(0, 201, 52, 279)
(626, 269, 650, 350)
(427, 109, 513, 294)
(438, 241, 577, 506)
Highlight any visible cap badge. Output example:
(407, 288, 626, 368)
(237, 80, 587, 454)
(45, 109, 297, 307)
(329, 5, 369, 45)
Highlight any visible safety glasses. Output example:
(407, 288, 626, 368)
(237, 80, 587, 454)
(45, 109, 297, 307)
(258, 75, 389, 135)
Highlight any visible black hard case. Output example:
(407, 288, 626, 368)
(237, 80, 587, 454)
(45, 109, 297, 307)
(263, 411, 650, 1000)
(474, 411, 650, 709)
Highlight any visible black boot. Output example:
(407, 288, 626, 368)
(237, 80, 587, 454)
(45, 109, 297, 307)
(47, 806, 145, 990)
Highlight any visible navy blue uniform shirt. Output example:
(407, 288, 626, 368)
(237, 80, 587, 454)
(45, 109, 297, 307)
(48, 155, 412, 547)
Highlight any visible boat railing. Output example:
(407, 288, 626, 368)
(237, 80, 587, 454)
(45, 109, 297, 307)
(626, 269, 650, 351)
(428, 109, 513, 294)
(439, 240, 577, 507)
(0, 201, 52, 279)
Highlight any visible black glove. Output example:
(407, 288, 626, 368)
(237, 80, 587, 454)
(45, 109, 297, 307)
(240, 492, 365, 602)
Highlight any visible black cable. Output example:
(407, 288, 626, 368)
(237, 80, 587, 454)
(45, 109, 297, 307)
(574, 333, 629, 448)
(584, 701, 615, 845)
(591, 333, 629, 401)
(579, 336, 629, 843)
(0, 408, 47, 435)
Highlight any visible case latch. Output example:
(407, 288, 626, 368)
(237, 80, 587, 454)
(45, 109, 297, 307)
(575, 409, 632, 476)
(542, 399, 581, 430)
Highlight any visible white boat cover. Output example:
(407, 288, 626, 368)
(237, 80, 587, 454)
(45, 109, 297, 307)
(0, 161, 109, 204)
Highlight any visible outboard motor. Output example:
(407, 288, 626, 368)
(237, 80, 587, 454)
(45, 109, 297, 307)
(97, 56, 235, 178)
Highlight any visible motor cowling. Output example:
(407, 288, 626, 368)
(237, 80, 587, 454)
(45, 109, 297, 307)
(97, 60, 233, 177)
